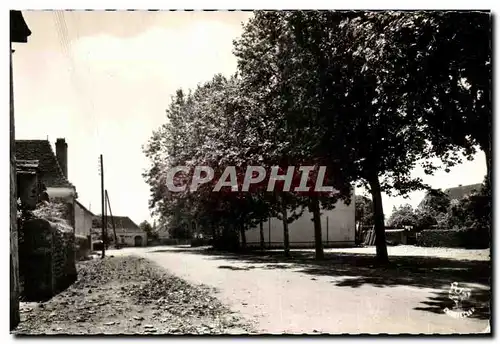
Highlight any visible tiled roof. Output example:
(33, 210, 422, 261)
(445, 183, 482, 201)
(92, 216, 141, 232)
(419, 182, 483, 207)
(15, 140, 74, 189)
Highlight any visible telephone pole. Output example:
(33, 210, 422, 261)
(99, 154, 105, 258)
(105, 190, 118, 248)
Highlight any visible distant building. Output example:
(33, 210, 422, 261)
(445, 183, 483, 201)
(418, 183, 483, 207)
(156, 222, 171, 240)
(74, 200, 94, 245)
(92, 216, 147, 247)
(244, 193, 356, 248)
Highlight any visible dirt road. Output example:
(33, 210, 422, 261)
(110, 245, 490, 334)
(13, 256, 251, 335)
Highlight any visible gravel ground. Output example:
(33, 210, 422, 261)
(323, 245, 490, 261)
(112, 245, 491, 335)
(12, 256, 252, 335)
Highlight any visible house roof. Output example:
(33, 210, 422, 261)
(92, 216, 141, 232)
(75, 200, 94, 216)
(15, 140, 74, 189)
(419, 182, 483, 208)
(445, 183, 482, 201)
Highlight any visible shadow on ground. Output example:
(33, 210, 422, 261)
(413, 289, 491, 321)
(151, 246, 491, 320)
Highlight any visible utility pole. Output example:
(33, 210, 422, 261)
(105, 190, 118, 248)
(104, 190, 108, 248)
(99, 154, 105, 258)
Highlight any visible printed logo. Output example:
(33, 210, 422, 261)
(443, 282, 475, 319)
(165, 165, 338, 195)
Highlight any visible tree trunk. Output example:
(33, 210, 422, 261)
(310, 195, 324, 260)
(368, 174, 388, 264)
(239, 220, 246, 250)
(259, 220, 265, 250)
(212, 225, 217, 241)
(281, 198, 290, 257)
(482, 142, 492, 191)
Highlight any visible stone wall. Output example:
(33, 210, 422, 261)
(20, 217, 77, 300)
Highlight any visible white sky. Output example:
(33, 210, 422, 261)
(12, 10, 487, 225)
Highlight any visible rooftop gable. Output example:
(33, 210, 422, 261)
(93, 215, 141, 231)
(15, 140, 74, 189)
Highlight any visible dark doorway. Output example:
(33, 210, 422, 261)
(134, 236, 143, 247)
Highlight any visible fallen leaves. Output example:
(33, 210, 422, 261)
(13, 256, 252, 335)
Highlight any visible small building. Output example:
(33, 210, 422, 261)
(92, 216, 147, 247)
(244, 193, 356, 248)
(74, 200, 94, 248)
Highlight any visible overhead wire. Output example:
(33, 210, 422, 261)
(52, 10, 100, 141)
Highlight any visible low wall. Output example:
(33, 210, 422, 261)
(20, 218, 77, 300)
(416, 228, 489, 249)
(158, 238, 191, 246)
(245, 241, 356, 249)
(75, 234, 91, 260)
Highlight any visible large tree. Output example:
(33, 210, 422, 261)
(235, 11, 437, 263)
(144, 75, 281, 252)
(347, 11, 491, 185)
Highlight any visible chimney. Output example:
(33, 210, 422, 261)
(55, 138, 68, 179)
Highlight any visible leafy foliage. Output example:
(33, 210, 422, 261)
(139, 220, 158, 240)
(387, 204, 417, 228)
(144, 10, 491, 263)
(355, 195, 373, 226)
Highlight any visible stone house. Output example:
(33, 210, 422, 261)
(92, 216, 147, 247)
(10, 9, 32, 330)
(16, 139, 77, 202)
(15, 138, 95, 241)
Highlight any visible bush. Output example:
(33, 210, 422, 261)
(190, 238, 211, 247)
(416, 228, 489, 249)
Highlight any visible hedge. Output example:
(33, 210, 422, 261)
(416, 228, 489, 249)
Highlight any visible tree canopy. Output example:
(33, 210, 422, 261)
(144, 10, 491, 263)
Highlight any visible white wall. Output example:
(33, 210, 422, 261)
(245, 194, 355, 248)
(46, 187, 76, 200)
(115, 231, 147, 247)
(74, 202, 93, 238)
